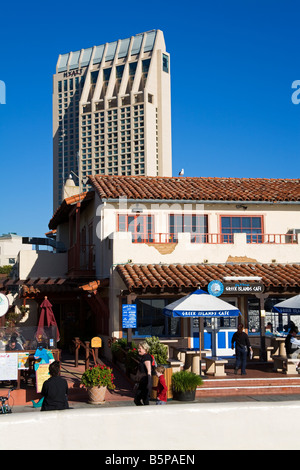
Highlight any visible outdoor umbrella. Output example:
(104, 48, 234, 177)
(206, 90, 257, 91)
(163, 289, 241, 372)
(272, 295, 300, 315)
(37, 296, 60, 342)
(163, 289, 241, 318)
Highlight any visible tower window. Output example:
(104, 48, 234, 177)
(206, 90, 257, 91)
(162, 54, 169, 73)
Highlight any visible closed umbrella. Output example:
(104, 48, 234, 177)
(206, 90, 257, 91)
(37, 296, 60, 342)
(163, 289, 241, 373)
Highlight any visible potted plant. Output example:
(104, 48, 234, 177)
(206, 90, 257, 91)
(171, 370, 203, 402)
(81, 364, 116, 404)
(144, 336, 172, 400)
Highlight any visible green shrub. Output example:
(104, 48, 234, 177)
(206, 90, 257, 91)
(172, 370, 203, 392)
(111, 338, 139, 371)
(145, 336, 168, 365)
(111, 337, 128, 354)
(125, 346, 139, 374)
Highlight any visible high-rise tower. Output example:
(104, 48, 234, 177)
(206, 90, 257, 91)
(52, 30, 172, 210)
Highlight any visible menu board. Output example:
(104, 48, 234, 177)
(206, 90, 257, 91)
(18, 352, 30, 370)
(0, 353, 18, 380)
(35, 363, 50, 393)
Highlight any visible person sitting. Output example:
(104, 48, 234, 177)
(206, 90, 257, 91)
(265, 322, 273, 334)
(6, 336, 23, 351)
(41, 361, 69, 411)
(285, 327, 300, 367)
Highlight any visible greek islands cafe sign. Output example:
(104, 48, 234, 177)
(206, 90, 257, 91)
(208, 279, 264, 296)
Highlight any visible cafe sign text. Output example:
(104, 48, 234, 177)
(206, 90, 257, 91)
(223, 282, 264, 294)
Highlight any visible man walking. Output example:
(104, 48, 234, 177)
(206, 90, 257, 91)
(231, 323, 252, 375)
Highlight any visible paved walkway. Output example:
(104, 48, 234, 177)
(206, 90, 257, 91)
(6, 352, 300, 413)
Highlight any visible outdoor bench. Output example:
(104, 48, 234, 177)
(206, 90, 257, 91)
(251, 345, 260, 360)
(266, 346, 274, 362)
(205, 357, 228, 377)
(167, 358, 184, 373)
(271, 355, 298, 375)
(251, 345, 273, 361)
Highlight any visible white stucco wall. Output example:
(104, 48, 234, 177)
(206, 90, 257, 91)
(18, 251, 68, 279)
(0, 235, 32, 267)
(1, 401, 299, 450)
(93, 199, 300, 279)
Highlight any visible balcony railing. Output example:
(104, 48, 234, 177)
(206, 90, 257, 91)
(129, 233, 298, 245)
(68, 244, 95, 273)
(131, 233, 177, 243)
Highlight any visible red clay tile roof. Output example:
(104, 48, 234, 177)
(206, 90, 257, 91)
(49, 191, 94, 229)
(116, 263, 300, 293)
(89, 175, 300, 202)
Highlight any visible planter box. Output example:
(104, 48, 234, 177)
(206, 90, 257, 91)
(173, 389, 196, 402)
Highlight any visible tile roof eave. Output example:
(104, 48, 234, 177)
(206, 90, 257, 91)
(98, 197, 299, 205)
(49, 191, 95, 230)
(116, 263, 300, 294)
(88, 175, 300, 204)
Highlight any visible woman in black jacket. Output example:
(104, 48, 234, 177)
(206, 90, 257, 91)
(134, 341, 152, 406)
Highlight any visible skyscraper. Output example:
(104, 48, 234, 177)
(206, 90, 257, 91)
(52, 29, 172, 210)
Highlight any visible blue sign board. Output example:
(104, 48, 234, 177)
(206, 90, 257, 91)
(122, 304, 137, 328)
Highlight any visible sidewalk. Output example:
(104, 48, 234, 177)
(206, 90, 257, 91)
(59, 352, 135, 406)
(7, 352, 300, 413)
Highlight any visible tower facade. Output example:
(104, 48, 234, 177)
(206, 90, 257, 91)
(53, 30, 172, 210)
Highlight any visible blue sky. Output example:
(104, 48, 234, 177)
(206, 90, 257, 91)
(0, 0, 299, 237)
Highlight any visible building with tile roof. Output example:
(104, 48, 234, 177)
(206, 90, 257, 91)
(41, 174, 300, 357)
(2, 175, 300, 357)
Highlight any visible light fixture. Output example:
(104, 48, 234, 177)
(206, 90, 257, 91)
(131, 204, 143, 213)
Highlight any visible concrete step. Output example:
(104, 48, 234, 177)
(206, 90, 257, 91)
(197, 376, 300, 397)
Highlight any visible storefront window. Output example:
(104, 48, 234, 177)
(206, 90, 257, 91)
(247, 298, 261, 335)
(123, 298, 181, 338)
(264, 297, 300, 333)
(0, 326, 58, 350)
(247, 296, 300, 335)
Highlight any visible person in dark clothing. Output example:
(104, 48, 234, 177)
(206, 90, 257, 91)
(285, 327, 300, 366)
(134, 341, 152, 406)
(6, 337, 23, 351)
(231, 323, 252, 375)
(41, 361, 69, 411)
